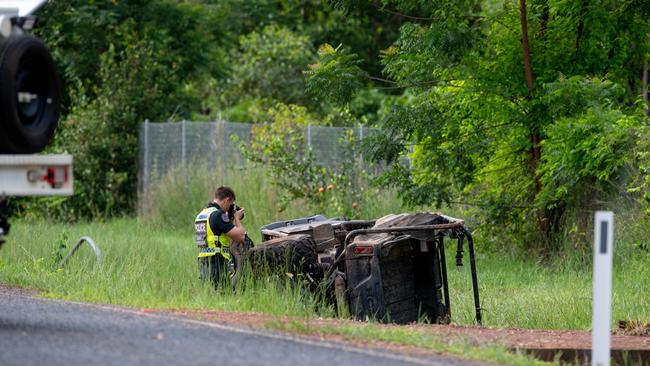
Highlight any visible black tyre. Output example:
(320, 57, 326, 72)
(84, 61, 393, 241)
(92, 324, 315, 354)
(0, 35, 61, 154)
(248, 234, 317, 275)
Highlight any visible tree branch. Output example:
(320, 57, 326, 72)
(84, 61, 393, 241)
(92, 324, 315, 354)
(369, 76, 461, 89)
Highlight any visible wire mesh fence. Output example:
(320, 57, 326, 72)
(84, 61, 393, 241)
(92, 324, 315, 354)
(138, 120, 385, 196)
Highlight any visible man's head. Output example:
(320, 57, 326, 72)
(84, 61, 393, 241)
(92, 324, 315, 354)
(214, 186, 236, 210)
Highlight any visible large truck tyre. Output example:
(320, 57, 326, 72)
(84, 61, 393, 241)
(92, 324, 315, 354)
(248, 234, 317, 275)
(0, 35, 61, 154)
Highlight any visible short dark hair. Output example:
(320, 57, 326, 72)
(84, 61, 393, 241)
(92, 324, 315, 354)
(215, 186, 236, 201)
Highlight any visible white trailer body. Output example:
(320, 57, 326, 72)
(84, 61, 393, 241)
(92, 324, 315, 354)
(0, 154, 73, 196)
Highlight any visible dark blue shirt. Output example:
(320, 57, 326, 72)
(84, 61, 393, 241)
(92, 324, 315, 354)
(206, 202, 234, 236)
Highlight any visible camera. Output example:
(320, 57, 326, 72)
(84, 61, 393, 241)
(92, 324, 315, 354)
(0, 2, 61, 154)
(228, 204, 245, 221)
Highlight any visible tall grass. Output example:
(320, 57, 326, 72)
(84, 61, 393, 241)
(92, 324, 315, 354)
(0, 218, 328, 317)
(2, 215, 647, 331)
(139, 163, 404, 243)
(1, 164, 648, 331)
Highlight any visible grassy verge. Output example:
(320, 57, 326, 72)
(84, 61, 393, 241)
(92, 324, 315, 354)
(1, 216, 648, 365)
(2, 167, 648, 365)
(2, 216, 647, 330)
(0, 217, 548, 365)
(263, 319, 549, 366)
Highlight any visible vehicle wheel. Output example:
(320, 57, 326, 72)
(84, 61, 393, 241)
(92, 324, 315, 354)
(0, 35, 61, 154)
(228, 235, 255, 285)
(248, 234, 317, 275)
(227, 250, 243, 285)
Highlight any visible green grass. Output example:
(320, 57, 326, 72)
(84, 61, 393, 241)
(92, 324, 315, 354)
(447, 250, 650, 330)
(265, 320, 550, 366)
(139, 164, 402, 244)
(2, 166, 649, 365)
(2, 217, 648, 366)
(0, 217, 549, 365)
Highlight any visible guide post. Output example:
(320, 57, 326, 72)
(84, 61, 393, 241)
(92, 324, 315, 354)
(592, 211, 614, 366)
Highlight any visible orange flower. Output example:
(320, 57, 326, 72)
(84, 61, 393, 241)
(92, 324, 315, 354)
(326, 184, 334, 190)
(318, 187, 325, 193)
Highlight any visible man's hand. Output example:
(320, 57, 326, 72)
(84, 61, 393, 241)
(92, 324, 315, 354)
(227, 206, 246, 243)
(234, 206, 245, 221)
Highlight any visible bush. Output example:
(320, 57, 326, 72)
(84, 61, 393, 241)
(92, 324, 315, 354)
(237, 103, 392, 219)
(220, 25, 316, 114)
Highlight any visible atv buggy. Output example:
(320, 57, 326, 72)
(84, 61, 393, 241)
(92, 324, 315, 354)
(246, 212, 482, 325)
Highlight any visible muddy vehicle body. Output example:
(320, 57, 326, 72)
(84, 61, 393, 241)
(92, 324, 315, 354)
(249, 212, 482, 325)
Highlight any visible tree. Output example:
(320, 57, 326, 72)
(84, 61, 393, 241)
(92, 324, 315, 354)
(220, 25, 316, 121)
(308, 0, 649, 252)
(27, 1, 226, 219)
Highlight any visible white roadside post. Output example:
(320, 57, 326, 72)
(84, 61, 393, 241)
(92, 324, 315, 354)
(592, 211, 614, 366)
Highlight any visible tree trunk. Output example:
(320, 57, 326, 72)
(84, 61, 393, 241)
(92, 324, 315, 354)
(519, 0, 542, 194)
(519, 0, 534, 95)
(520, 0, 558, 239)
(572, 0, 588, 65)
(641, 61, 650, 117)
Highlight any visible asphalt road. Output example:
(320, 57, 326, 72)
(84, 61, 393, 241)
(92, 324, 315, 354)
(0, 289, 474, 366)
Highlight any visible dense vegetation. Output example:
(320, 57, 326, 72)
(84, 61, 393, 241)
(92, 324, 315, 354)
(20, 0, 649, 254)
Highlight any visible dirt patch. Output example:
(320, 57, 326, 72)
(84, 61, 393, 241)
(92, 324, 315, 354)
(165, 308, 498, 366)
(0, 283, 40, 297)
(1, 284, 647, 364)
(163, 308, 650, 364)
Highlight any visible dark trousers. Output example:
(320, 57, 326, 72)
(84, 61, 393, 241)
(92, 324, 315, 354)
(198, 254, 227, 284)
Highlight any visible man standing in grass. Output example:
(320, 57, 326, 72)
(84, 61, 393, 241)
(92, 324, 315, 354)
(194, 186, 246, 284)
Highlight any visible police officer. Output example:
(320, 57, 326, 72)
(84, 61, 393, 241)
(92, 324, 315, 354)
(195, 186, 246, 283)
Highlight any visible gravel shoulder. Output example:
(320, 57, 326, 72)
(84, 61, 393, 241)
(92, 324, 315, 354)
(165, 308, 650, 351)
(3, 284, 649, 364)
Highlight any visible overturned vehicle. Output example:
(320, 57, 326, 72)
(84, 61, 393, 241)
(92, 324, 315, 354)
(245, 213, 482, 325)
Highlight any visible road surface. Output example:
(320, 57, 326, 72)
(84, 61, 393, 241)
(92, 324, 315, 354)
(0, 287, 474, 366)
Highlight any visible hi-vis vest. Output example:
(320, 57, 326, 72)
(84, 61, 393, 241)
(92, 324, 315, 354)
(195, 207, 231, 260)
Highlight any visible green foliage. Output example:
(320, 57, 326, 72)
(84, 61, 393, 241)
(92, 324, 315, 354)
(40, 21, 176, 219)
(240, 103, 323, 209)
(537, 77, 642, 210)
(305, 44, 367, 106)
(23, 0, 411, 220)
(19, 0, 649, 259)
(49, 230, 69, 269)
(36, 0, 225, 116)
(23, 2, 230, 220)
(237, 103, 381, 218)
(631, 125, 650, 221)
(324, 0, 650, 252)
(222, 25, 316, 110)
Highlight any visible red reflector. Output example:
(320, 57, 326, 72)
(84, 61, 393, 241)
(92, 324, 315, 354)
(353, 246, 373, 255)
(42, 167, 67, 188)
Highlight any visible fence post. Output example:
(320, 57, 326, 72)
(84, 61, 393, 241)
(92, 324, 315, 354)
(358, 123, 365, 169)
(220, 120, 227, 178)
(307, 123, 312, 150)
(181, 119, 186, 167)
(211, 121, 217, 174)
(143, 119, 150, 196)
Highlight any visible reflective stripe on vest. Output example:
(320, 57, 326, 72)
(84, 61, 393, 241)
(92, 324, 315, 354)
(194, 207, 231, 260)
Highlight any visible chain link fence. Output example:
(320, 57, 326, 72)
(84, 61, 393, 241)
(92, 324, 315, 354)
(138, 120, 384, 196)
